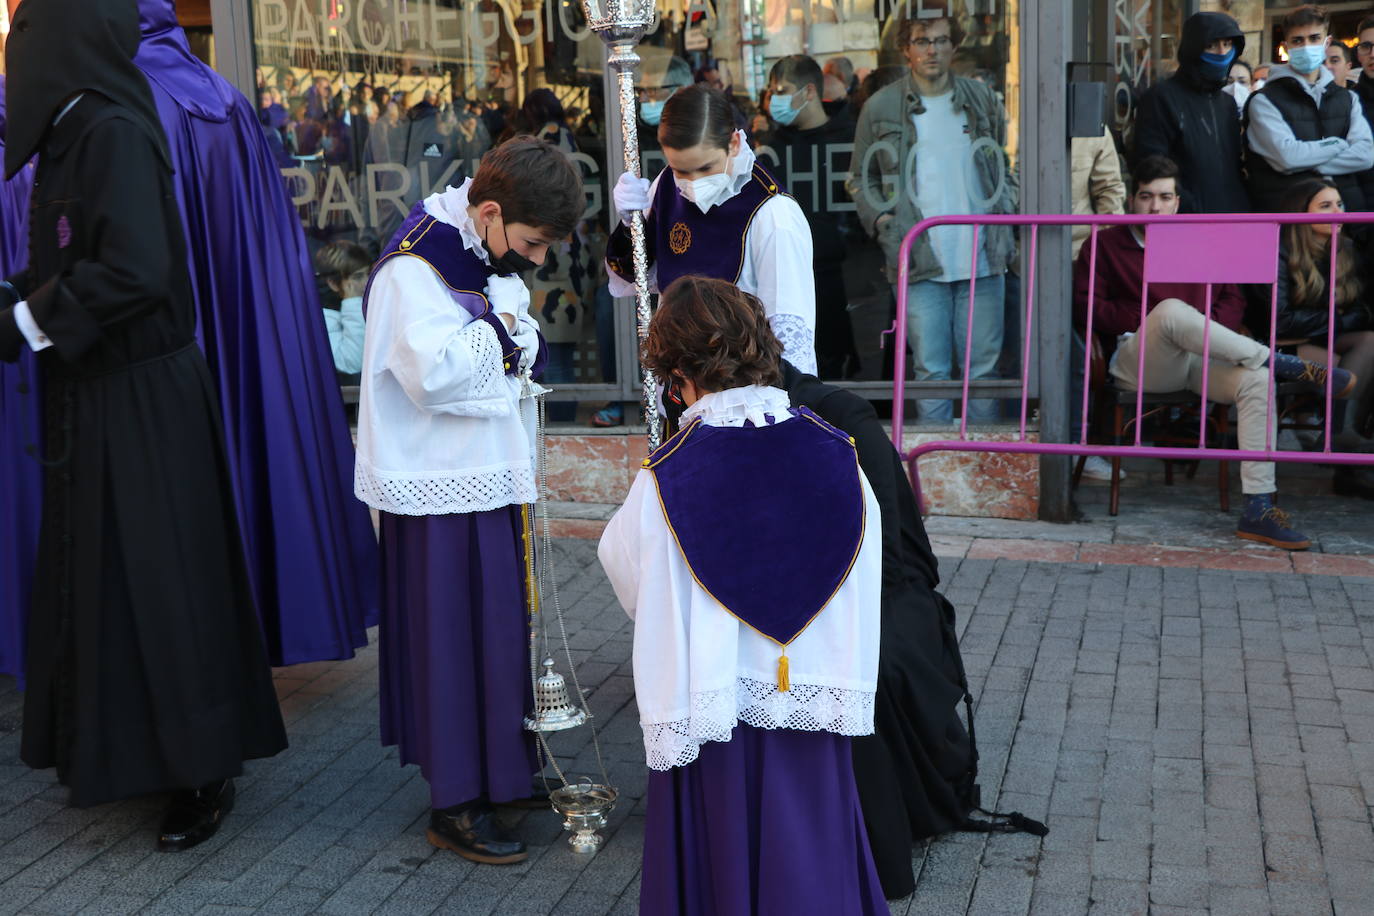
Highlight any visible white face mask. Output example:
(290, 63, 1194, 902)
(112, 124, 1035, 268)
(1222, 81, 1250, 110)
(675, 170, 734, 212)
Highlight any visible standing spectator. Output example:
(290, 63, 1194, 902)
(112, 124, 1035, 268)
(520, 88, 577, 153)
(1353, 17, 1374, 134)
(1133, 12, 1249, 213)
(1073, 156, 1357, 549)
(1327, 42, 1356, 88)
(824, 56, 858, 96)
(1245, 5, 1374, 213)
(1070, 126, 1127, 257)
(1225, 59, 1253, 112)
(769, 54, 861, 378)
(1254, 64, 1271, 89)
(850, 5, 1016, 423)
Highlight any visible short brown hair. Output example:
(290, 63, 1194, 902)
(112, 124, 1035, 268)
(1281, 5, 1329, 38)
(896, 2, 966, 49)
(468, 136, 584, 239)
(643, 276, 784, 392)
(1361, 15, 1374, 35)
(1132, 154, 1180, 196)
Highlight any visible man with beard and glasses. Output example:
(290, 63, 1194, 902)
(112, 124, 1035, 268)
(0, 0, 286, 849)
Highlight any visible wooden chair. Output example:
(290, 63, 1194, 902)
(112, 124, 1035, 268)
(1072, 336, 1232, 516)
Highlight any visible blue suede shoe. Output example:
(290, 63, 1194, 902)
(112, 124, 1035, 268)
(1269, 353, 1357, 398)
(1236, 494, 1311, 551)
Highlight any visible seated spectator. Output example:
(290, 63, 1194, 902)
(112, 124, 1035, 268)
(314, 240, 370, 379)
(1133, 11, 1249, 214)
(1271, 180, 1374, 496)
(1073, 156, 1357, 549)
(1245, 5, 1374, 212)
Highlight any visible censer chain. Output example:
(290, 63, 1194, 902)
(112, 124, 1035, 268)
(532, 389, 613, 792)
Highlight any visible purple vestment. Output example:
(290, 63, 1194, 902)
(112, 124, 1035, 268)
(378, 509, 536, 808)
(366, 201, 546, 378)
(647, 408, 864, 647)
(641, 723, 890, 915)
(606, 161, 784, 289)
(0, 76, 39, 684)
(133, 0, 379, 665)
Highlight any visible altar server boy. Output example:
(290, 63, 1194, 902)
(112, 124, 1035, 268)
(356, 137, 583, 864)
(599, 276, 890, 915)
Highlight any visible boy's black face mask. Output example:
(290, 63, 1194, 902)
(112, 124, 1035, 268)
(483, 217, 537, 276)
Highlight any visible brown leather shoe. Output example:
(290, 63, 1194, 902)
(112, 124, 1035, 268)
(427, 803, 527, 865)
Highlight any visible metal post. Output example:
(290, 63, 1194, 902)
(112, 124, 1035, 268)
(1024, 0, 1074, 522)
(608, 52, 660, 454)
(210, 0, 257, 102)
(580, 0, 661, 453)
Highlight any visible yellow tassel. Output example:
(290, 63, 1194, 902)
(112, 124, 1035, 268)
(777, 654, 790, 692)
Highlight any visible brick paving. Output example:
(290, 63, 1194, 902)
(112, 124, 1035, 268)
(2, 541, 1374, 915)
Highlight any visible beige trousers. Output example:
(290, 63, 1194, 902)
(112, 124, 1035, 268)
(1110, 299, 1275, 494)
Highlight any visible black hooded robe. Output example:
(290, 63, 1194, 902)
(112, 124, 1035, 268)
(0, 0, 286, 809)
(784, 364, 978, 900)
(1133, 12, 1251, 215)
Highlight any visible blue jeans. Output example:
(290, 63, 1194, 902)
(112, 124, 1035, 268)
(899, 275, 1005, 423)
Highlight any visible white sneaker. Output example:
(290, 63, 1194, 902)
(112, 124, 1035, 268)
(1079, 455, 1124, 481)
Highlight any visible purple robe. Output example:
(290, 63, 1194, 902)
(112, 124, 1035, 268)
(0, 76, 39, 685)
(133, 0, 379, 665)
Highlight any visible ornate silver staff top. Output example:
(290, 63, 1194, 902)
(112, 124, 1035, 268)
(579, 0, 661, 453)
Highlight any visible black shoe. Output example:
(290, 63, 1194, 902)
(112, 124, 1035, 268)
(157, 779, 235, 852)
(1333, 466, 1374, 500)
(427, 803, 528, 865)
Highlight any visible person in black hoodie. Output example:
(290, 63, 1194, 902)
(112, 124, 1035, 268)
(1133, 12, 1250, 214)
(768, 55, 861, 378)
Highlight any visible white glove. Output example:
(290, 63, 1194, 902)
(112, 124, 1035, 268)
(613, 172, 652, 226)
(486, 274, 531, 328)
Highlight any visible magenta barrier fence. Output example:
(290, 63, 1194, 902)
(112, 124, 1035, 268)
(890, 211, 1374, 511)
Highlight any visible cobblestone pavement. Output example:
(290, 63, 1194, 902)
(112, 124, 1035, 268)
(2, 541, 1373, 915)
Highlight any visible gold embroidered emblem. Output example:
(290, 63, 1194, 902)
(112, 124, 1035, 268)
(668, 222, 692, 255)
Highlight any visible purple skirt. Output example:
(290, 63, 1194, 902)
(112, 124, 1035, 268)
(378, 507, 536, 809)
(641, 724, 891, 916)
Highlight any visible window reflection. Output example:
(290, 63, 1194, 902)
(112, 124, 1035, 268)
(249, 0, 1022, 419)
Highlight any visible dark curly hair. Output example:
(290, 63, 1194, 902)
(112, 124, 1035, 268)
(643, 276, 784, 392)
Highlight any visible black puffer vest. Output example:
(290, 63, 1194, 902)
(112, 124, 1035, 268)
(1245, 77, 1366, 212)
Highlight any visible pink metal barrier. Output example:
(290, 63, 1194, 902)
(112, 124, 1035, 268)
(890, 211, 1374, 510)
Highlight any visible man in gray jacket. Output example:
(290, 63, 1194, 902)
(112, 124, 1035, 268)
(850, 8, 1016, 423)
(1246, 5, 1374, 212)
